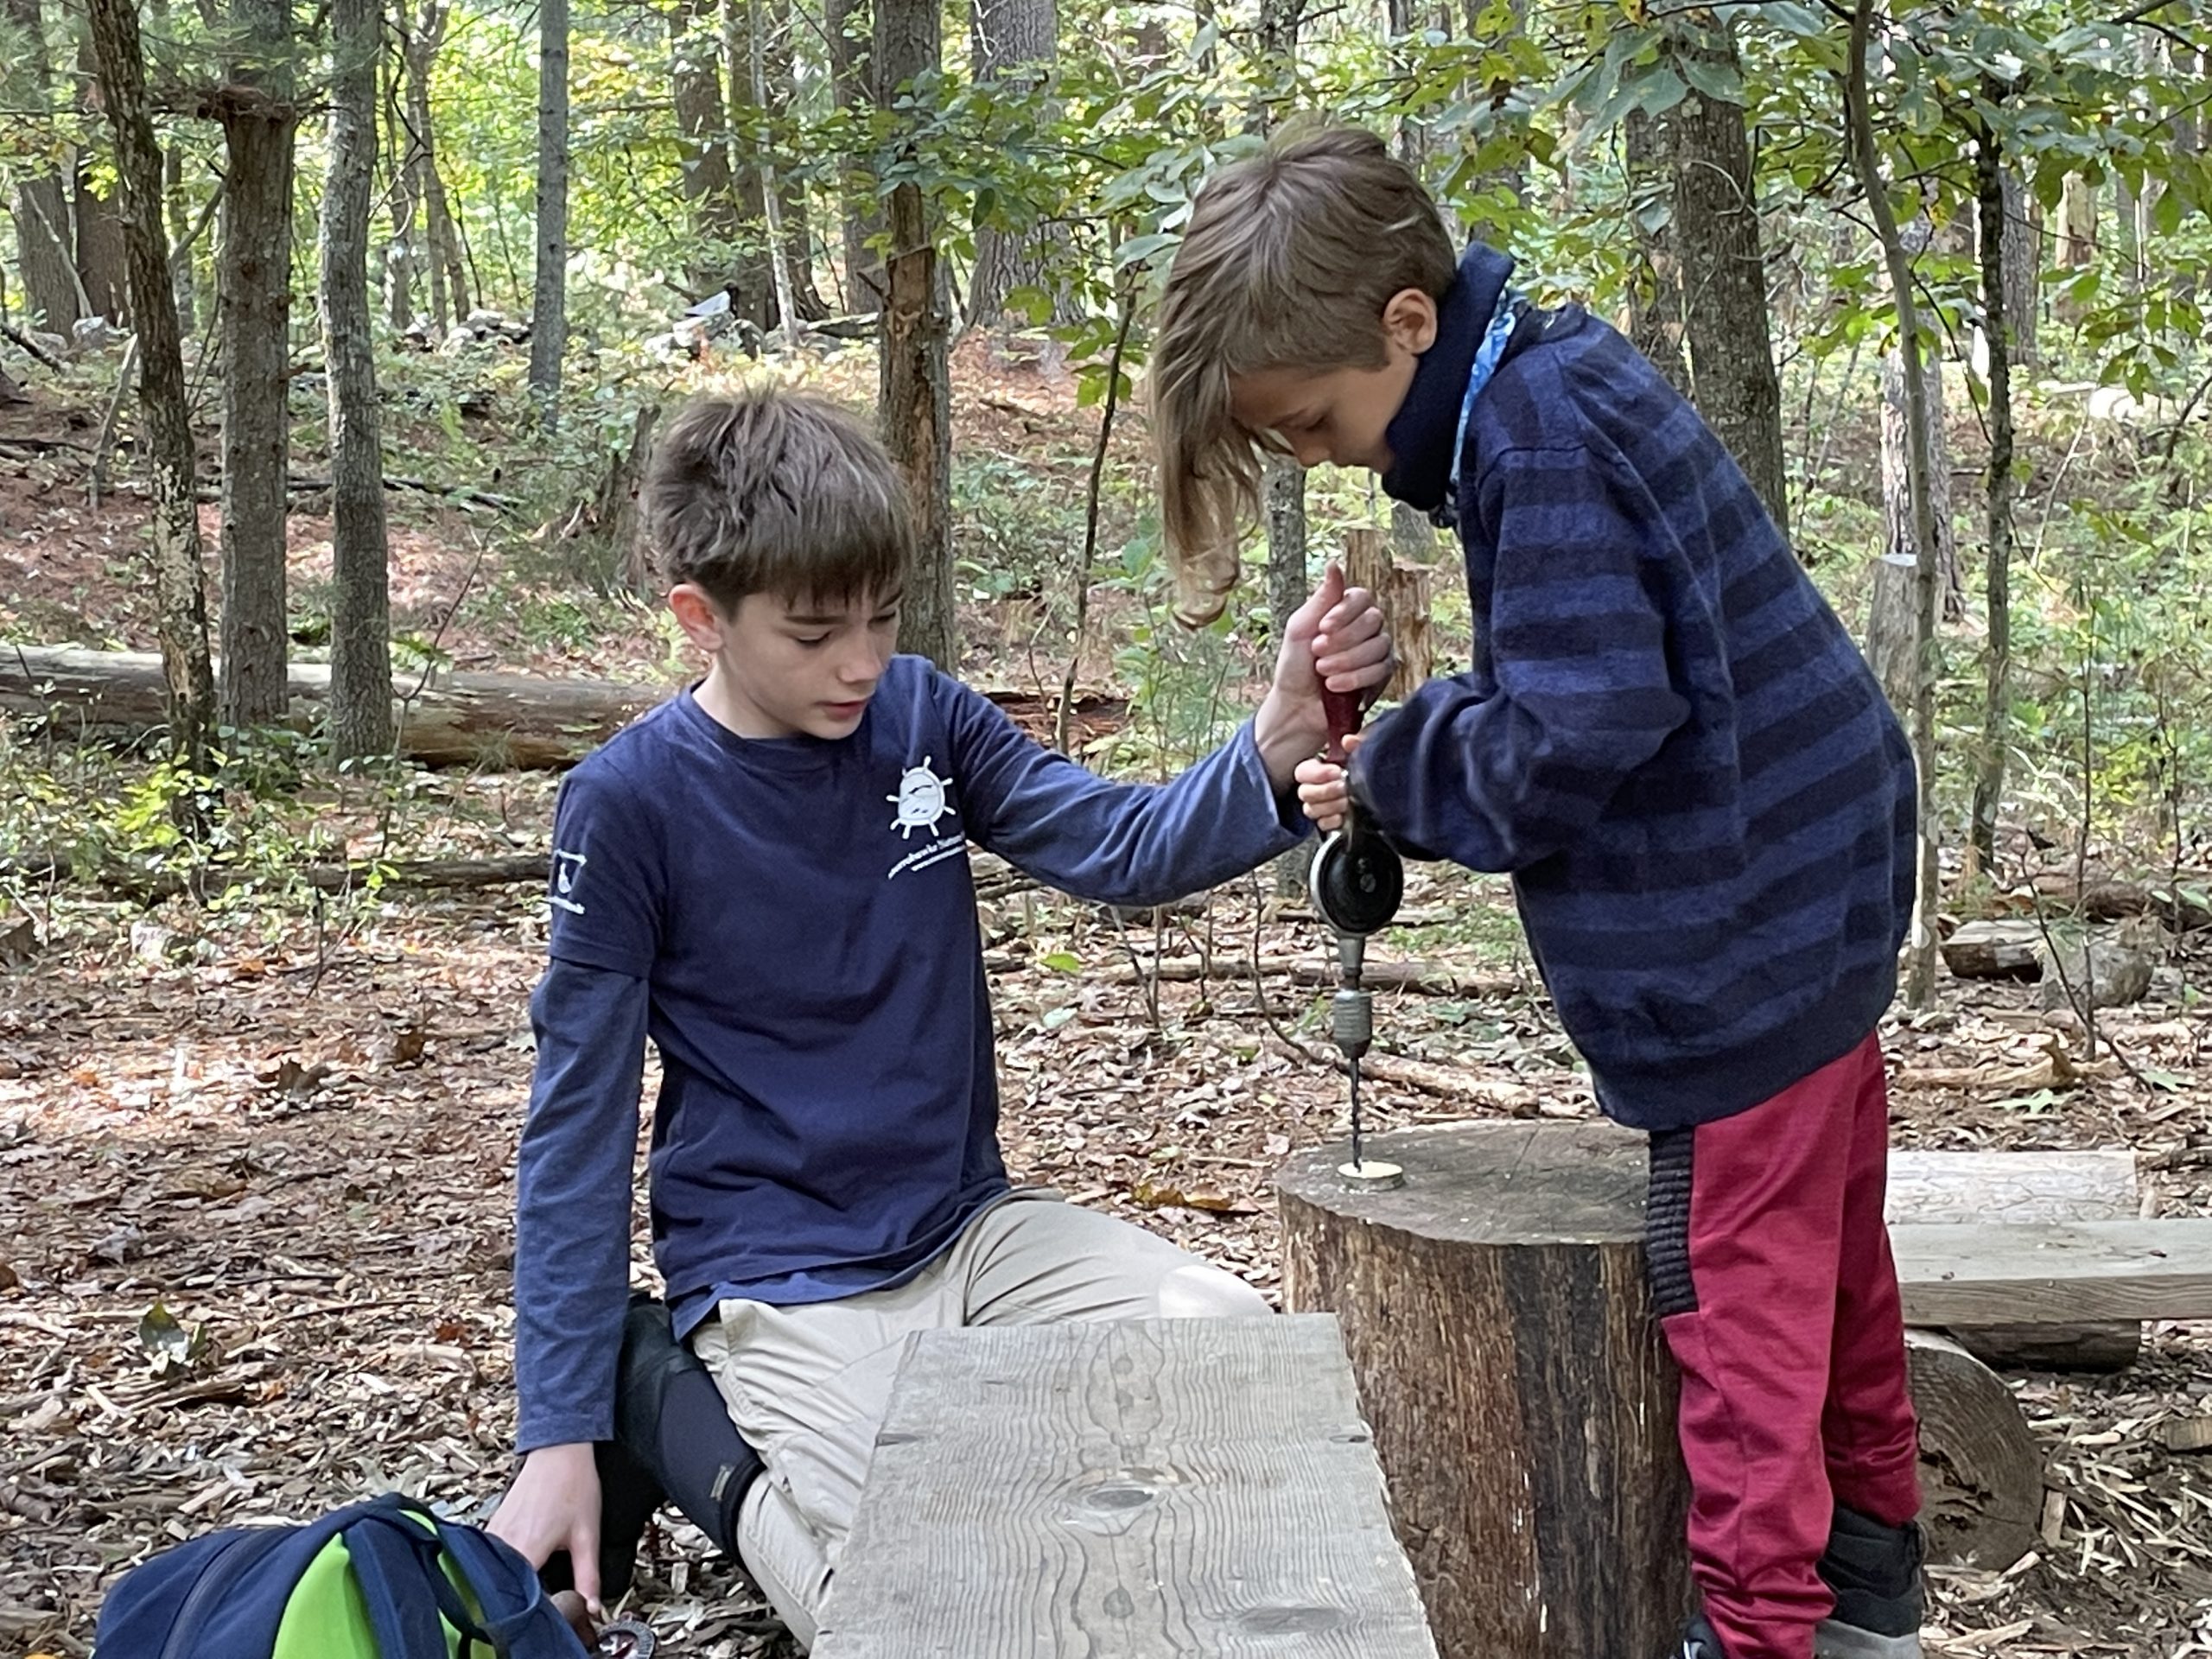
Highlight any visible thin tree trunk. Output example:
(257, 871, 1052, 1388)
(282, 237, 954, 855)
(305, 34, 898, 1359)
(1624, 109, 1688, 395)
(400, 3, 467, 327)
(322, 0, 395, 759)
(826, 0, 885, 305)
(764, 0, 826, 319)
(1970, 110, 2016, 874)
(1997, 168, 2037, 368)
(1664, 19, 1789, 540)
(383, 45, 419, 331)
(731, 0, 797, 343)
(877, 0, 955, 669)
(1881, 346, 1961, 619)
(2, 0, 77, 333)
(75, 31, 130, 325)
(528, 0, 570, 427)
(671, 0, 742, 302)
(1845, 0, 1940, 1008)
(83, 0, 215, 768)
(214, 0, 298, 728)
(966, 0, 1065, 328)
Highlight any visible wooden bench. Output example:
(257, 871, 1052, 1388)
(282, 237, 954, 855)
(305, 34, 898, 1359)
(812, 1316, 1438, 1658)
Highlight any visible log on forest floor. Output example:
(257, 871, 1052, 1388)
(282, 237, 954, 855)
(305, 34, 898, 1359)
(0, 645, 1123, 769)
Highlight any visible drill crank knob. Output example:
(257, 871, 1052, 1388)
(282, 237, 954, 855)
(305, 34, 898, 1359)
(1308, 829, 1404, 938)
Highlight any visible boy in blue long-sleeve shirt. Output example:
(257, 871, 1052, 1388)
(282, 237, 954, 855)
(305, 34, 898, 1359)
(486, 387, 1391, 1646)
(1149, 127, 1925, 1659)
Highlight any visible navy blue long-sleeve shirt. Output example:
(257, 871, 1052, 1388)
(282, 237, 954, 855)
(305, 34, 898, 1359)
(1358, 244, 1916, 1130)
(513, 659, 1304, 1452)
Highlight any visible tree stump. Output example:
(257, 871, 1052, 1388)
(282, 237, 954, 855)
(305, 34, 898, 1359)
(1279, 1122, 1692, 1659)
(1279, 1122, 2068, 1651)
(1907, 1332, 2044, 1568)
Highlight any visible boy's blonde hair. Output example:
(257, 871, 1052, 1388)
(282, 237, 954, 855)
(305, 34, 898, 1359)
(1150, 125, 1458, 623)
(643, 387, 913, 613)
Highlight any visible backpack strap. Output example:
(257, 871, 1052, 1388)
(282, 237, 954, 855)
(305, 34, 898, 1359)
(404, 1508, 583, 1656)
(342, 1500, 505, 1658)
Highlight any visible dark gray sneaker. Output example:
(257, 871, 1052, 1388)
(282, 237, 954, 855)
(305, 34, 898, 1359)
(1680, 1614, 1728, 1657)
(1815, 1506, 1925, 1658)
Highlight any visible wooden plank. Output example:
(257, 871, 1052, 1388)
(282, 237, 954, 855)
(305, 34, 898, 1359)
(1892, 1219, 2212, 1326)
(812, 1316, 1438, 1659)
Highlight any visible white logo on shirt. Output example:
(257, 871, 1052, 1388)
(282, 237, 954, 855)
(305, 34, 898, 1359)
(887, 757, 956, 839)
(550, 850, 587, 916)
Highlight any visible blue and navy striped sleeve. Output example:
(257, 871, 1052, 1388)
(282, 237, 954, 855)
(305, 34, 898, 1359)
(1353, 442, 1691, 872)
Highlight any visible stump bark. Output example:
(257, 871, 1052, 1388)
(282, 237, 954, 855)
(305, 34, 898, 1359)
(1279, 1122, 1692, 1659)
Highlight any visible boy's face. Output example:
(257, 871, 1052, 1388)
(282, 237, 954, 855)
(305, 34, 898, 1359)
(671, 583, 902, 741)
(1227, 287, 1440, 474)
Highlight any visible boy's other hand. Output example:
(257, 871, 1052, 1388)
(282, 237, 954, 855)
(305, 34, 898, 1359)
(489, 1441, 605, 1616)
(1255, 563, 1393, 789)
(1294, 734, 1363, 832)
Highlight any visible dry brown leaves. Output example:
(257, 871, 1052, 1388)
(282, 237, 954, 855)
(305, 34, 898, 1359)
(0, 846, 2205, 1655)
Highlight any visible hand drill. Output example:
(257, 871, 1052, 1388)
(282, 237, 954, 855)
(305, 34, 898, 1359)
(1306, 685, 1405, 1188)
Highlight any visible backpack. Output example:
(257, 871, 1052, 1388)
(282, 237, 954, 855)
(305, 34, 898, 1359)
(93, 1491, 594, 1659)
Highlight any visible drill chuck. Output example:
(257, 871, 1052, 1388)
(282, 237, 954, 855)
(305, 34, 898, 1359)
(1331, 988, 1372, 1058)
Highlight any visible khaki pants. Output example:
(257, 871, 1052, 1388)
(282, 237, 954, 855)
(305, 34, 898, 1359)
(690, 1192, 1271, 1649)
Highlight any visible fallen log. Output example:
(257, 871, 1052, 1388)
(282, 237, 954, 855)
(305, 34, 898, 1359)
(1942, 920, 2043, 981)
(0, 852, 549, 901)
(0, 645, 1124, 768)
(1906, 1332, 2045, 1569)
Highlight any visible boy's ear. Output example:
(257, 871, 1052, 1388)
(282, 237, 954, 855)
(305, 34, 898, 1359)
(1382, 288, 1440, 356)
(669, 582, 731, 652)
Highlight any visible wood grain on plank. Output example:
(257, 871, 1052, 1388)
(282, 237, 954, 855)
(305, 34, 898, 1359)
(812, 1315, 1437, 1659)
(1891, 1219, 2212, 1326)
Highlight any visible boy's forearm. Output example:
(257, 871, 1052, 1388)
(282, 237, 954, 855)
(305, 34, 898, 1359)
(1252, 687, 1328, 793)
(512, 959, 649, 1451)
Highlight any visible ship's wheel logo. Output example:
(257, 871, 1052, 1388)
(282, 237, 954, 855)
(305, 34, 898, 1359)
(887, 758, 955, 838)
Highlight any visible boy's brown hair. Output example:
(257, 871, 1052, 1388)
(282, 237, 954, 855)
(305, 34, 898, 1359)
(642, 387, 913, 613)
(1149, 125, 1458, 622)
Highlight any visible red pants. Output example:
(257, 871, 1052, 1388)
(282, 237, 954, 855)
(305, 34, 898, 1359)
(1645, 1032, 1922, 1659)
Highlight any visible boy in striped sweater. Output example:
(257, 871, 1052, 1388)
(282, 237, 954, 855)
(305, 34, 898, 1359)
(1148, 126, 1926, 1659)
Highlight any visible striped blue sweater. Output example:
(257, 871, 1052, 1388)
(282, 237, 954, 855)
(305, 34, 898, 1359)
(1358, 244, 1916, 1130)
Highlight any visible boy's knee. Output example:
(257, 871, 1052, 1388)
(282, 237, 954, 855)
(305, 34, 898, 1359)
(1155, 1261, 1272, 1320)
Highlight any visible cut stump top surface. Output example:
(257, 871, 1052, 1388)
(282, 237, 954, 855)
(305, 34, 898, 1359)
(1278, 1121, 1650, 1244)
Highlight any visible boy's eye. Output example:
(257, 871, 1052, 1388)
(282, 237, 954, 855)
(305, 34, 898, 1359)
(795, 633, 831, 648)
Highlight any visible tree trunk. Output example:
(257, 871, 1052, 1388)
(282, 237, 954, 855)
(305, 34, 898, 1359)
(528, 0, 570, 427)
(321, 0, 395, 760)
(1663, 20, 1789, 540)
(1996, 168, 2037, 369)
(395, 1, 467, 329)
(213, 0, 298, 729)
(74, 32, 129, 326)
(763, 0, 827, 320)
(1, 0, 77, 333)
(733, 0, 798, 345)
(1845, 0, 1940, 1009)
(2056, 174, 2097, 269)
(83, 0, 214, 768)
(1879, 348, 1961, 620)
(826, 0, 885, 307)
(1254, 0, 1306, 897)
(966, 0, 1064, 328)
(1970, 113, 2017, 877)
(671, 0, 743, 302)
(383, 44, 419, 334)
(877, 0, 955, 670)
(1280, 1124, 1695, 1657)
(1624, 109, 1688, 395)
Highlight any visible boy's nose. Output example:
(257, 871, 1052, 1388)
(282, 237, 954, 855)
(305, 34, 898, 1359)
(1292, 435, 1330, 468)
